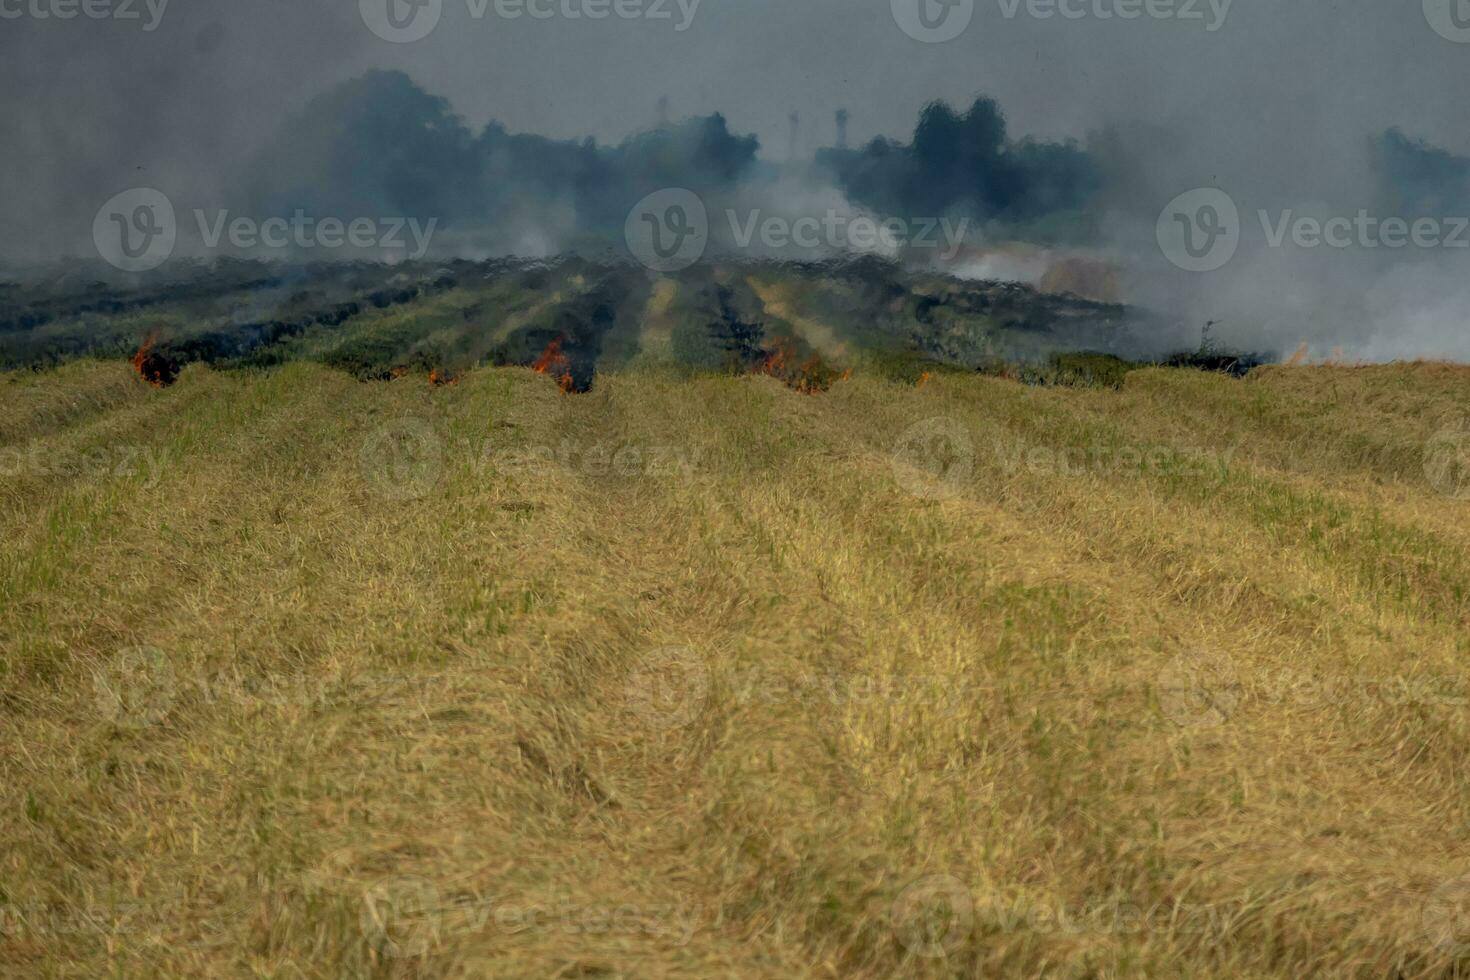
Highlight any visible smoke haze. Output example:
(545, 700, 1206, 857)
(2, 0, 1468, 359)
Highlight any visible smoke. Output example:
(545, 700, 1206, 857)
(1373, 129, 1470, 218)
(1087, 121, 1470, 362)
(234, 70, 761, 259)
(217, 70, 1470, 361)
(227, 72, 1085, 266)
(2, 0, 1467, 361)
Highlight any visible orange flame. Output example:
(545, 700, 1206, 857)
(916, 371, 931, 389)
(130, 332, 165, 387)
(532, 337, 575, 393)
(755, 337, 845, 395)
(760, 340, 790, 378)
(428, 369, 459, 387)
(793, 361, 831, 395)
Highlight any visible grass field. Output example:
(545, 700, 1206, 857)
(2, 357, 1469, 977)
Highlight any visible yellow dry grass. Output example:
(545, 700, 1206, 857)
(1, 359, 1469, 978)
(633, 278, 681, 364)
(745, 277, 853, 367)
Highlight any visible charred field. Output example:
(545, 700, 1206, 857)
(3, 260, 1470, 978)
(0, 256, 1255, 394)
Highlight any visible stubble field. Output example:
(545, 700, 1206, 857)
(3, 357, 1469, 977)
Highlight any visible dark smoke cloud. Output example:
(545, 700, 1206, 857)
(1373, 129, 1470, 217)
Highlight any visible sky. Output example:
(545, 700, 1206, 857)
(2, 0, 1469, 357)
